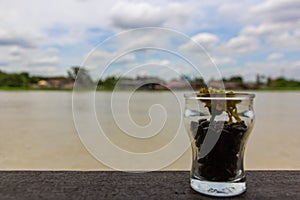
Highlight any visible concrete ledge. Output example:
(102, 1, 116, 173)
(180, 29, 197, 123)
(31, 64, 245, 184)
(0, 171, 299, 199)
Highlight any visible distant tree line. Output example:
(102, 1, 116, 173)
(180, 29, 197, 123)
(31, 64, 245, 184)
(0, 67, 120, 89)
(222, 75, 300, 89)
(0, 70, 70, 88)
(223, 76, 244, 83)
(1, 68, 300, 90)
(267, 77, 300, 88)
(0, 70, 67, 88)
(97, 76, 119, 90)
(0, 71, 30, 87)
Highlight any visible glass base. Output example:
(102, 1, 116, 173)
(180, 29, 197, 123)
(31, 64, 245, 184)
(191, 178, 246, 197)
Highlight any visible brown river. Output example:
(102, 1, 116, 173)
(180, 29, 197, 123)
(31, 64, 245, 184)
(0, 91, 299, 170)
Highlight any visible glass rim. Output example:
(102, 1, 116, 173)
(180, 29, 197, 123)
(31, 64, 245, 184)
(184, 92, 255, 100)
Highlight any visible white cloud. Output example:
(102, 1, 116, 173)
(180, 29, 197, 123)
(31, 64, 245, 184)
(0, 0, 117, 74)
(245, 60, 300, 80)
(267, 53, 283, 61)
(110, 2, 164, 28)
(0, 44, 62, 75)
(217, 66, 247, 79)
(239, 0, 300, 51)
(0, 0, 299, 81)
(29, 56, 60, 66)
(8, 46, 25, 57)
(180, 32, 219, 52)
(142, 59, 171, 67)
(0, 30, 40, 49)
(248, 0, 300, 23)
(296, 28, 300, 37)
(109, 1, 191, 29)
(218, 3, 249, 20)
(240, 21, 300, 50)
(86, 49, 136, 67)
(266, 32, 300, 50)
(0, 0, 119, 49)
(224, 35, 259, 54)
(211, 57, 236, 66)
(158, 59, 170, 66)
(115, 53, 136, 65)
(84, 49, 115, 71)
(241, 23, 286, 37)
(0, 0, 114, 30)
(46, 47, 60, 54)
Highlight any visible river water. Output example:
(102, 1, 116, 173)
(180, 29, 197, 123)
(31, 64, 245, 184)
(0, 91, 299, 170)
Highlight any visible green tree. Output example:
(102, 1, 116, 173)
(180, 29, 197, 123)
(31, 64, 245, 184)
(229, 76, 243, 83)
(0, 71, 30, 87)
(102, 76, 119, 90)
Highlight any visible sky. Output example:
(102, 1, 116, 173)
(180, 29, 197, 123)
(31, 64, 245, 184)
(0, 0, 300, 81)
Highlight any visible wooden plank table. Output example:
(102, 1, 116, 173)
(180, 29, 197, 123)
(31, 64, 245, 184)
(0, 171, 299, 199)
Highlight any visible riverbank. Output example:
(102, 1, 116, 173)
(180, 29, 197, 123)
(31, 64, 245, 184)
(1, 86, 300, 91)
(0, 86, 73, 91)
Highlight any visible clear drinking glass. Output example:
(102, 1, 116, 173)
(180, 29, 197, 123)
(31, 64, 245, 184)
(184, 92, 255, 197)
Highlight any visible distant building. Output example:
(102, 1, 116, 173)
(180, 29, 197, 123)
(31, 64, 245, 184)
(244, 82, 258, 90)
(224, 82, 244, 90)
(37, 80, 49, 88)
(208, 81, 225, 89)
(208, 81, 247, 90)
(117, 77, 165, 90)
(37, 79, 74, 89)
(165, 80, 190, 89)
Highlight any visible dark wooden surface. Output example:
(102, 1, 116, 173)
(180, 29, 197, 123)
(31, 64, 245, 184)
(0, 171, 299, 199)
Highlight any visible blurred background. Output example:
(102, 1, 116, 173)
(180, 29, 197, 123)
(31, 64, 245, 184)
(0, 0, 299, 170)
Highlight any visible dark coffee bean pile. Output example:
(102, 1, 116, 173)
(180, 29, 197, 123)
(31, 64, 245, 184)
(190, 119, 248, 181)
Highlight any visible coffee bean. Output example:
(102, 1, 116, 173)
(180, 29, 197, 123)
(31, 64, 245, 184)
(196, 128, 206, 145)
(200, 120, 210, 128)
(198, 118, 207, 124)
(193, 120, 248, 181)
(190, 121, 199, 138)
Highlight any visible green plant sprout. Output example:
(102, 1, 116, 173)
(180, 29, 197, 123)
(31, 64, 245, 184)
(197, 87, 242, 124)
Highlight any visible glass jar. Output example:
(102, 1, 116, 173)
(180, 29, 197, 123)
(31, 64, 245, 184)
(184, 92, 255, 197)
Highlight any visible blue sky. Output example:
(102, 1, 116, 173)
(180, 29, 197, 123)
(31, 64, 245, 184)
(0, 0, 300, 81)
